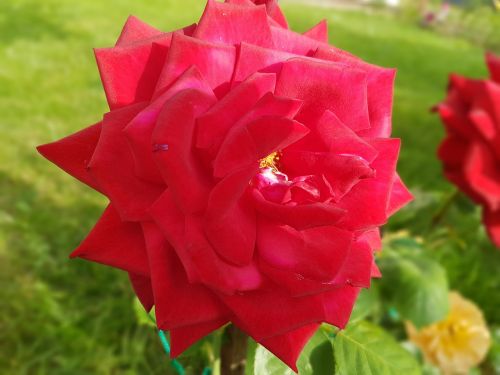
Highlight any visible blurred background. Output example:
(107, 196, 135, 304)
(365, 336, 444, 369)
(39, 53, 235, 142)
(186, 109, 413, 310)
(1, 0, 499, 373)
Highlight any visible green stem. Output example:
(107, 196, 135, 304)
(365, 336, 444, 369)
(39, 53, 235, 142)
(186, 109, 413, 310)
(220, 324, 248, 375)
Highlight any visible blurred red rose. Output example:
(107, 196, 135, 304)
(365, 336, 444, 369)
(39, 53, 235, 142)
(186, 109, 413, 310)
(38, 0, 412, 369)
(436, 53, 500, 248)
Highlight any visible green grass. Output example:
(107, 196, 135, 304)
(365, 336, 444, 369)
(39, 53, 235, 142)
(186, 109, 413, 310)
(1, 0, 499, 373)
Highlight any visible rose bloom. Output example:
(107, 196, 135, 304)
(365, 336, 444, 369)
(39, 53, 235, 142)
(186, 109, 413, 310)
(436, 53, 500, 248)
(38, 0, 412, 369)
(406, 292, 491, 375)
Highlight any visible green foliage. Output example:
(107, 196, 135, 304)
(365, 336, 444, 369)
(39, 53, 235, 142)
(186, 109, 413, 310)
(334, 321, 421, 375)
(253, 329, 334, 375)
(378, 242, 450, 328)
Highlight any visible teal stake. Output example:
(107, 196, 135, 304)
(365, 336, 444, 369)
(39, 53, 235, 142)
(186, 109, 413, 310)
(158, 330, 185, 375)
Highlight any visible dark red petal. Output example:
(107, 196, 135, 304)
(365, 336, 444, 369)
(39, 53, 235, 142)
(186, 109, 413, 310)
(387, 173, 413, 216)
(152, 89, 217, 214)
(37, 122, 103, 192)
(214, 116, 309, 178)
(276, 58, 370, 131)
(129, 273, 154, 311)
(205, 165, 258, 266)
(154, 33, 236, 98)
(89, 103, 163, 221)
(313, 47, 396, 138)
(336, 138, 401, 230)
(150, 192, 264, 294)
(486, 52, 500, 83)
(170, 318, 229, 358)
(95, 35, 173, 109)
(260, 324, 319, 373)
(464, 142, 500, 211)
(257, 220, 352, 281)
(115, 15, 162, 47)
(303, 20, 328, 43)
(331, 239, 373, 288)
(194, 0, 273, 47)
(70, 205, 149, 276)
(483, 209, 500, 248)
(322, 285, 361, 328)
(124, 66, 212, 184)
(252, 189, 345, 230)
(142, 222, 230, 330)
(196, 72, 277, 159)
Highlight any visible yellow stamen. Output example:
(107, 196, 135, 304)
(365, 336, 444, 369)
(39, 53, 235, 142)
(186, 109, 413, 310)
(259, 151, 281, 171)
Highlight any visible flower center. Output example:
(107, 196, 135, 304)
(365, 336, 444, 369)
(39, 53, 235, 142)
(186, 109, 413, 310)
(259, 151, 281, 172)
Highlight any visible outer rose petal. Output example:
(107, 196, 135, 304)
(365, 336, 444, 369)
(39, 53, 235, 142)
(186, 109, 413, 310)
(37, 122, 102, 192)
(252, 0, 289, 29)
(313, 46, 396, 137)
(486, 52, 500, 83)
(195, 0, 273, 48)
(337, 138, 401, 230)
(271, 26, 322, 55)
(276, 58, 370, 131)
(152, 89, 217, 214)
(88, 103, 163, 221)
(260, 324, 320, 372)
(331, 238, 374, 288)
(257, 220, 353, 281)
(483, 209, 500, 247)
(303, 20, 328, 43)
(170, 318, 229, 358)
(142, 222, 230, 330)
(154, 33, 236, 98)
(115, 15, 162, 46)
(124, 66, 213, 184)
(95, 34, 173, 109)
(70, 205, 149, 276)
(129, 273, 154, 311)
(387, 173, 413, 216)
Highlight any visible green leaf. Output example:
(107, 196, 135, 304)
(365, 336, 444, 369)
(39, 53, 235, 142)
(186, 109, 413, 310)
(334, 321, 421, 375)
(253, 328, 335, 375)
(378, 251, 449, 328)
(350, 287, 381, 323)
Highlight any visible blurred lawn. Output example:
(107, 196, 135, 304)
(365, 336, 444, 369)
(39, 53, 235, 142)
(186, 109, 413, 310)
(0, 0, 498, 374)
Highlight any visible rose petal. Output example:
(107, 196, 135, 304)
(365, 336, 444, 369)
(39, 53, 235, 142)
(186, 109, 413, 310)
(129, 273, 154, 311)
(154, 33, 236, 98)
(336, 138, 401, 230)
(303, 20, 328, 43)
(387, 173, 413, 216)
(70, 205, 150, 276)
(205, 165, 258, 266)
(115, 15, 162, 47)
(152, 89, 217, 214)
(276, 58, 370, 131)
(88, 103, 163, 221)
(196, 72, 277, 158)
(170, 318, 229, 358)
(124, 66, 212, 184)
(37, 122, 103, 192)
(257, 220, 352, 281)
(271, 26, 322, 55)
(486, 52, 500, 83)
(95, 34, 173, 109)
(195, 0, 273, 48)
(142, 222, 230, 330)
(214, 116, 309, 178)
(260, 324, 319, 372)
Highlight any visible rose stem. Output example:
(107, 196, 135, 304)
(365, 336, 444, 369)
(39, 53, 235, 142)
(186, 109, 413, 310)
(220, 324, 248, 375)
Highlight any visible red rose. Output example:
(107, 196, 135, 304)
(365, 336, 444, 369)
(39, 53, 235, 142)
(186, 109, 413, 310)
(436, 53, 500, 248)
(38, 0, 412, 369)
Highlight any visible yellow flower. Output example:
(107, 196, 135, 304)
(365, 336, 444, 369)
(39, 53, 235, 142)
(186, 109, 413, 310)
(406, 292, 491, 375)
